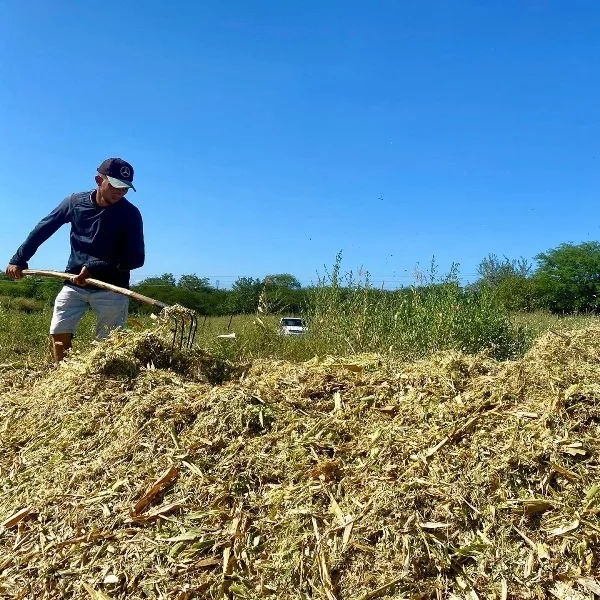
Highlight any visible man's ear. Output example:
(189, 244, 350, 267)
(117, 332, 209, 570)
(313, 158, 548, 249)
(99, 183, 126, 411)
(94, 174, 103, 186)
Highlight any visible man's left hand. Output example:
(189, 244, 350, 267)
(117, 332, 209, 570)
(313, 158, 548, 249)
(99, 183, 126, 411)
(73, 266, 91, 286)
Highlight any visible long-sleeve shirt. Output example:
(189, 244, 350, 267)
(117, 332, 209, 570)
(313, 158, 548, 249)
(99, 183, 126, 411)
(10, 190, 145, 289)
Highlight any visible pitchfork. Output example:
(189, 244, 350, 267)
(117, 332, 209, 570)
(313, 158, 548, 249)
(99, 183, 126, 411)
(22, 269, 199, 350)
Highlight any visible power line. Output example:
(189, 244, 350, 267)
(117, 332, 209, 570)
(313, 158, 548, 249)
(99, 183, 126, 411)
(133, 273, 482, 282)
(132, 278, 478, 289)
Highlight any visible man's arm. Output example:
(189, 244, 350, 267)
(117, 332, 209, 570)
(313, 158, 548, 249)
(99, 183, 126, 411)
(6, 197, 72, 278)
(121, 206, 145, 270)
(84, 206, 145, 277)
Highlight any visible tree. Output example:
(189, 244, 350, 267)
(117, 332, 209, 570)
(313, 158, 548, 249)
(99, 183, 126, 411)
(178, 274, 214, 293)
(260, 274, 306, 314)
(0, 274, 63, 305)
(230, 277, 263, 313)
(477, 254, 532, 286)
(533, 242, 600, 313)
(475, 254, 535, 311)
(264, 274, 302, 290)
(138, 273, 176, 287)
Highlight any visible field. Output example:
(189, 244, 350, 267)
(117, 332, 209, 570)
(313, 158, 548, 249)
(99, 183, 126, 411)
(1, 300, 599, 367)
(1, 293, 599, 599)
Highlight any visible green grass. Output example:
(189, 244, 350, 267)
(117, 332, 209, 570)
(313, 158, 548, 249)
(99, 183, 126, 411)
(296, 257, 530, 362)
(0, 306, 97, 364)
(2, 284, 599, 368)
(512, 310, 600, 340)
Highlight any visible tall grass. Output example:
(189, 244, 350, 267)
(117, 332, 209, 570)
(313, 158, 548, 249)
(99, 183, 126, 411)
(303, 255, 526, 361)
(7, 256, 598, 367)
(0, 306, 96, 364)
(512, 310, 600, 340)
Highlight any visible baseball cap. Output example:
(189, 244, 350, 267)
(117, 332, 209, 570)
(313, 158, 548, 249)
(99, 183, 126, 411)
(97, 158, 136, 191)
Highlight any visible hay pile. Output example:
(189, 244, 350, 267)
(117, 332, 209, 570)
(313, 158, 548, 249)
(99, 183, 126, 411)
(0, 326, 599, 599)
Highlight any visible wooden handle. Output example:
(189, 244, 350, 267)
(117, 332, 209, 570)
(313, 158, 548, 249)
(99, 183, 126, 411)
(22, 269, 168, 309)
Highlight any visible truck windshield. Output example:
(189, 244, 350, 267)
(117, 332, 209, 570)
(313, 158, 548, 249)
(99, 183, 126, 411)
(282, 319, 303, 327)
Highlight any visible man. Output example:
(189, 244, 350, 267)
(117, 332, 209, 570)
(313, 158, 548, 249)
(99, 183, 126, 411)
(5, 158, 145, 362)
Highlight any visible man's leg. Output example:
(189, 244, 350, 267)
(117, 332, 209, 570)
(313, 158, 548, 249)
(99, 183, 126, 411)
(89, 291, 129, 340)
(49, 286, 89, 362)
(52, 333, 73, 362)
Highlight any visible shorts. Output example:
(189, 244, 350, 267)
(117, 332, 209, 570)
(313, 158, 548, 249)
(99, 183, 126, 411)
(50, 284, 129, 339)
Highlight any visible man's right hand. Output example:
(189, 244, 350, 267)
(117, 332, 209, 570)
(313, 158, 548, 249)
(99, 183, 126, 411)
(6, 264, 24, 279)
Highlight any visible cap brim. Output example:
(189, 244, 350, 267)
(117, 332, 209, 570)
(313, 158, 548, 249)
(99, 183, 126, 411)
(107, 176, 136, 192)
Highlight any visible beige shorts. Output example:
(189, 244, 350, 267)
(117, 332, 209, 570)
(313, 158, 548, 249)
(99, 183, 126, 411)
(50, 285, 129, 339)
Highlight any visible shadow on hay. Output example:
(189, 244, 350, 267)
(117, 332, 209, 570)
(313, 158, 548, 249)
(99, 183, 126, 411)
(91, 333, 244, 385)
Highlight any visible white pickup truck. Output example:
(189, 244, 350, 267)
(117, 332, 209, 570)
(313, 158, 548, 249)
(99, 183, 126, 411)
(279, 317, 307, 336)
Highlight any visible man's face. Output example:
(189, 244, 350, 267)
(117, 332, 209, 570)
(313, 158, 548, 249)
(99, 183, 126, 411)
(97, 175, 129, 206)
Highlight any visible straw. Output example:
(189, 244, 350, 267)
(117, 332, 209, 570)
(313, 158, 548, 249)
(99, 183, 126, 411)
(0, 326, 599, 599)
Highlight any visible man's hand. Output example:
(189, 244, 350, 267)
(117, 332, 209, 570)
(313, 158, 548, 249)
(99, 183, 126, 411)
(5, 264, 24, 279)
(73, 265, 91, 286)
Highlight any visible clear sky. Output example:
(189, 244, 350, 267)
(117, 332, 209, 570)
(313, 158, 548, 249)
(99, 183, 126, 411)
(1, 1, 599, 289)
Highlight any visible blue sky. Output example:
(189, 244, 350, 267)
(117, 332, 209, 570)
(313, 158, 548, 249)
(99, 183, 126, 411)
(1, 1, 599, 289)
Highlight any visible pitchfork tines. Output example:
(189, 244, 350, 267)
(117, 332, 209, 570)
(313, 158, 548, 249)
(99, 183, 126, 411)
(162, 305, 199, 351)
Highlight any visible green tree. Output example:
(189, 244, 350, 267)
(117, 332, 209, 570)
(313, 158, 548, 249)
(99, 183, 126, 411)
(261, 274, 306, 313)
(475, 254, 535, 311)
(533, 242, 600, 313)
(230, 277, 263, 313)
(137, 273, 176, 287)
(264, 274, 302, 290)
(477, 254, 531, 286)
(178, 274, 214, 293)
(0, 274, 63, 305)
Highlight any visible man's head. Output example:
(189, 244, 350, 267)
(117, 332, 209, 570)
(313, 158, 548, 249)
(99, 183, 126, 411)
(95, 157, 136, 206)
